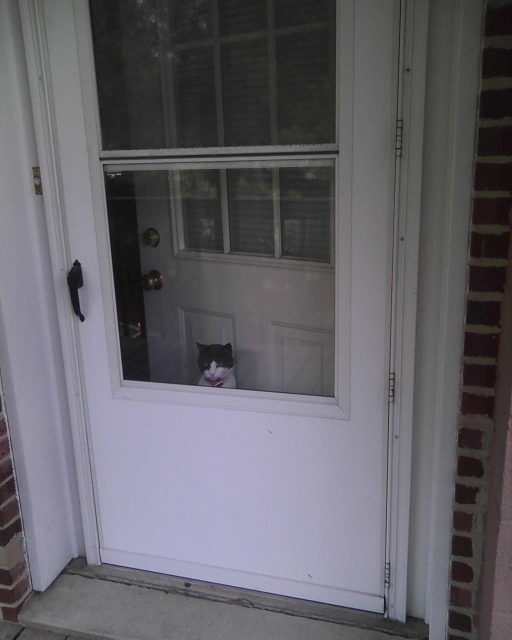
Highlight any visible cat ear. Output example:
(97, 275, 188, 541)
(224, 343, 233, 351)
(196, 342, 206, 353)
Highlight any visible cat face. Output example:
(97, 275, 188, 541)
(196, 343, 234, 381)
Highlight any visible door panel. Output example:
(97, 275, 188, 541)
(40, 0, 399, 613)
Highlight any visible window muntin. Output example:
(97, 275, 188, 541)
(160, 161, 334, 263)
(89, 0, 336, 151)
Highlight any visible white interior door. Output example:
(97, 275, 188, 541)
(40, 0, 399, 614)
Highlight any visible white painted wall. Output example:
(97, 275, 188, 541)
(0, 0, 84, 591)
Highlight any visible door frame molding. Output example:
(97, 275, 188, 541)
(19, 0, 430, 620)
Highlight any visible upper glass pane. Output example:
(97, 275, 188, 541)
(89, 0, 336, 150)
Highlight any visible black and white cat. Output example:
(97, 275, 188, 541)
(196, 342, 237, 388)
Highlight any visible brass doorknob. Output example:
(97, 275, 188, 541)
(141, 270, 164, 291)
(142, 228, 160, 247)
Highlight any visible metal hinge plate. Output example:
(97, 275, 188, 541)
(395, 119, 403, 157)
(388, 372, 396, 403)
(32, 167, 43, 195)
(385, 561, 391, 586)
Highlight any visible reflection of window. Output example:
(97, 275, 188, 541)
(90, 0, 336, 150)
(172, 164, 333, 264)
(91, 1, 337, 265)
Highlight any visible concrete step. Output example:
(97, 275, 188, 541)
(19, 573, 427, 640)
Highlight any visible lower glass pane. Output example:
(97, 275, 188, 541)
(105, 161, 335, 397)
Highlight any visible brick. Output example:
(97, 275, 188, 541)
(454, 511, 473, 532)
(448, 636, 468, 640)
(470, 232, 511, 260)
(464, 332, 500, 359)
(482, 49, 512, 79)
(470, 232, 484, 257)
(0, 439, 10, 463)
(451, 561, 474, 583)
(0, 559, 26, 588)
(478, 125, 512, 157)
(457, 456, 485, 478)
(0, 573, 29, 605)
(0, 459, 13, 486)
(0, 421, 5, 439)
(1, 591, 31, 622)
(463, 363, 497, 388)
(479, 89, 512, 121)
(0, 500, 19, 529)
(469, 265, 507, 292)
(450, 585, 473, 608)
(483, 231, 511, 259)
(452, 535, 474, 558)
(472, 197, 511, 225)
(0, 519, 21, 547)
(458, 427, 484, 450)
(449, 609, 472, 632)
(0, 480, 16, 507)
(485, 5, 512, 37)
(455, 484, 480, 505)
(466, 300, 502, 326)
(461, 392, 495, 417)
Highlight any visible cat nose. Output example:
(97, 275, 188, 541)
(209, 364, 216, 375)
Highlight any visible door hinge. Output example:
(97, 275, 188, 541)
(32, 167, 43, 195)
(395, 119, 403, 157)
(385, 561, 391, 586)
(388, 371, 396, 403)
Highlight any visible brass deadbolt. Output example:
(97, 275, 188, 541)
(142, 228, 160, 247)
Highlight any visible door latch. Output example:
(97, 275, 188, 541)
(67, 260, 85, 322)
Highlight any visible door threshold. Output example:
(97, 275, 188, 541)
(19, 558, 428, 639)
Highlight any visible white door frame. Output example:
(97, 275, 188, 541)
(18, 0, 431, 622)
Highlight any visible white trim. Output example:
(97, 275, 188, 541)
(385, 0, 430, 622)
(423, 1, 484, 637)
(19, 0, 101, 565)
(99, 145, 339, 159)
(100, 548, 385, 614)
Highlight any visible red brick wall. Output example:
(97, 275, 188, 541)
(0, 385, 30, 621)
(449, 2, 512, 638)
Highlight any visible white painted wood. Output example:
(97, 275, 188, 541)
(101, 548, 384, 613)
(0, 0, 84, 593)
(29, 0, 400, 615)
(421, 1, 484, 636)
(269, 323, 335, 396)
(18, 0, 101, 569)
(384, 0, 430, 622)
(100, 144, 339, 159)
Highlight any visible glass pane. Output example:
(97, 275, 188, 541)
(228, 169, 274, 255)
(89, 0, 336, 150)
(219, 0, 268, 37)
(181, 170, 224, 251)
(275, 0, 332, 28)
(280, 167, 333, 262)
(276, 30, 335, 144)
(105, 163, 335, 396)
(221, 39, 271, 146)
(173, 47, 218, 148)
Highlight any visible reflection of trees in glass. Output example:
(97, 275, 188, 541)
(89, 0, 336, 150)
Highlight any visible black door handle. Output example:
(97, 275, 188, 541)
(67, 260, 85, 322)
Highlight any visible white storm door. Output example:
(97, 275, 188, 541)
(39, 0, 399, 614)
